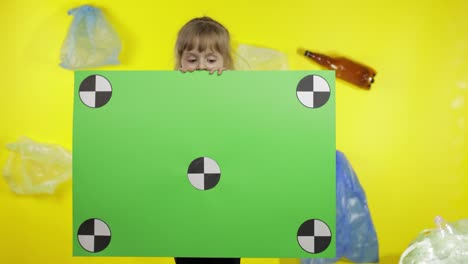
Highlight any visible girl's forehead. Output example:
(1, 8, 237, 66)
(183, 34, 221, 52)
(183, 48, 218, 55)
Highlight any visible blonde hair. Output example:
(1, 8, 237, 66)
(175, 16, 233, 70)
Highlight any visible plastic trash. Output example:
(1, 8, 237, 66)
(60, 5, 121, 69)
(2, 136, 72, 195)
(234, 44, 289, 70)
(301, 150, 379, 264)
(399, 216, 468, 264)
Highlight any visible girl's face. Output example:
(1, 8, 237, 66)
(180, 48, 224, 71)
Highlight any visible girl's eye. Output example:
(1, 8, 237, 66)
(208, 59, 216, 63)
(187, 58, 196, 63)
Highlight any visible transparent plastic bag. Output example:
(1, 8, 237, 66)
(2, 136, 72, 195)
(399, 216, 468, 264)
(60, 5, 121, 69)
(234, 44, 289, 70)
(301, 151, 379, 264)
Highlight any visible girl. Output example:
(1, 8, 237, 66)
(175, 16, 233, 75)
(173, 16, 241, 264)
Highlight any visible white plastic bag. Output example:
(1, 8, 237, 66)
(234, 44, 289, 70)
(399, 216, 468, 264)
(2, 137, 72, 195)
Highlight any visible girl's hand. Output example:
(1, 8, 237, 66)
(179, 66, 227, 75)
(209, 67, 227, 76)
(179, 66, 195, 73)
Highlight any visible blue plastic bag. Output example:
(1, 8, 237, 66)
(301, 151, 379, 264)
(60, 5, 121, 69)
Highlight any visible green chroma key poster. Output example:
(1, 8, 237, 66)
(72, 71, 336, 258)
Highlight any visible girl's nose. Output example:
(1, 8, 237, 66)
(197, 61, 207, 70)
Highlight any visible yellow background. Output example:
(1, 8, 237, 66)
(0, 0, 467, 263)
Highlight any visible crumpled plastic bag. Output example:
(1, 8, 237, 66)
(234, 44, 289, 70)
(60, 5, 122, 69)
(2, 136, 72, 195)
(301, 150, 379, 264)
(399, 216, 468, 264)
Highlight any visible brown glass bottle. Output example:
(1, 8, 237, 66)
(299, 49, 376, 89)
